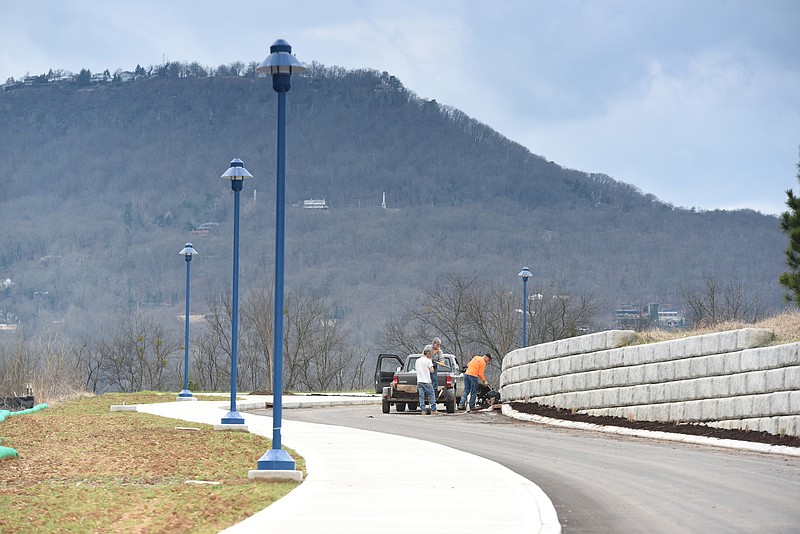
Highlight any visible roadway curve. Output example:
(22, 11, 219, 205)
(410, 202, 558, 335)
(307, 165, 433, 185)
(267, 405, 800, 533)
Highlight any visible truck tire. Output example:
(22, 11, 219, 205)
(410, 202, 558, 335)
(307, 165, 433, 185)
(382, 399, 390, 414)
(408, 403, 418, 411)
(446, 399, 456, 413)
(396, 402, 406, 412)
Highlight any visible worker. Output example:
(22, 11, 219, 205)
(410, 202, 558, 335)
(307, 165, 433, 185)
(459, 353, 492, 411)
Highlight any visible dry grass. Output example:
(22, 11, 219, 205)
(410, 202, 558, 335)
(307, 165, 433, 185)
(635, 309, 800, 345)
(0, 392, 303, 534)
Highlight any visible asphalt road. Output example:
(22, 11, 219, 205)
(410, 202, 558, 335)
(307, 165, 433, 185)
(260, 405, 800, 533)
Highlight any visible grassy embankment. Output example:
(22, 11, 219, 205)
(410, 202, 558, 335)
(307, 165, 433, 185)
(0, 392, 303, 534)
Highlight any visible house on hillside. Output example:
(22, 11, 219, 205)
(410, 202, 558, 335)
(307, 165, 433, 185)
(615, 303, 687, 330)
(303, 199, 328, 209)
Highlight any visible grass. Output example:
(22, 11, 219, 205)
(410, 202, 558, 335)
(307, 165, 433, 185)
(634, 308, 800, 346)
(0, 392, 303, 534)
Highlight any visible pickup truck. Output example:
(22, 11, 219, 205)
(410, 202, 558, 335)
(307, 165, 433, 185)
(375, 353, 464, 414)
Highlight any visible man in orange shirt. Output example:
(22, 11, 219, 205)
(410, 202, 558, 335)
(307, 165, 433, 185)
(459, 353, 492, 411)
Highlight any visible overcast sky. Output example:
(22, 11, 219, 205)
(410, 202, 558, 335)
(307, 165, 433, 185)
(2, 0, 798, 215)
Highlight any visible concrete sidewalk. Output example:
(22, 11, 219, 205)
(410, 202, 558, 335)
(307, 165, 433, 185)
(136, 395, 561, 534)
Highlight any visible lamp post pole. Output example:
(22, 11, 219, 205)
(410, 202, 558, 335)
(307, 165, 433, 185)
(178, 243, 197, 399)
(220, 158, 252, 427)
(255, 39, 306, 472)
(518, 266, 532, 348)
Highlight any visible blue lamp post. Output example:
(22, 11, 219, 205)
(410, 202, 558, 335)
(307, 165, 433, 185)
(178, 242, 197, 400)
(518, 266, 532, 348)
(220, 158, 252, 427)
(255, 39, 306, 472)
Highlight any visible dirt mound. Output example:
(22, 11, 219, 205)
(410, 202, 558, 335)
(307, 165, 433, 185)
(509, 402, 800, 448)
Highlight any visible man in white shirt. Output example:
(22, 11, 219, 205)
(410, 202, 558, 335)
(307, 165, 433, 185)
(416, 345, 437, 415)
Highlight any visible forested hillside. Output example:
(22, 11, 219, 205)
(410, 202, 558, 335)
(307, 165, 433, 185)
(0, 63, 787, 364)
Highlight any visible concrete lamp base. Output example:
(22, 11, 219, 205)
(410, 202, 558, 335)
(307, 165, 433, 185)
(214, 423, 249, 432)
(175, 396, 198, 402)
(110, 405, 137, 412)
(248, 468, 303, 482)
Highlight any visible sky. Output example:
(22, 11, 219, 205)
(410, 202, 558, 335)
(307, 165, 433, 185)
(2, 0, 798, 215)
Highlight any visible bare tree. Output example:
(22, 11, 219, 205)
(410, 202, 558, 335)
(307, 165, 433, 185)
(283, 290, 353, 392)
(194, 293, 232, 392)
(240, 286, 274, 392)
(527, 293, 597, 344)
(464, 282, 519, 362)
(407, 273, 478, 359)
(681, 273, 766, 326)
(100, 313, 181, 392)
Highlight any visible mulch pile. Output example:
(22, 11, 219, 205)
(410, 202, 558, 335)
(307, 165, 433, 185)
(509, 402, 800, 448)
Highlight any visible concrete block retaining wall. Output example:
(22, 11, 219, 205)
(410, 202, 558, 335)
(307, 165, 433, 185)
(500, 328, 800, 437)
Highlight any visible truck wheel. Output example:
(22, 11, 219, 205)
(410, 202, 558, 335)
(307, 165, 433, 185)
(382, 399, 390, 414)
(446, 399, 456, 413)
(408, 403, 418, 411)
(396, 402, 406, 412)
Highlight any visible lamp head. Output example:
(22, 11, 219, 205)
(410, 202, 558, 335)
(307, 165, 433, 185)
(257, 39, 306, 92)
(518, 266, 532, 281)
(180, 242, 197, 260)
(221, 158, 252, 191)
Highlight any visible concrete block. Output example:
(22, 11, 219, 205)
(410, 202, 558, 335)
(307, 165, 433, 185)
(732, 395, 755, 417)
(600, 388, 619, 406)
(699, 399, 719, 421)
(721, 351, 743, 374)
(650, 342, 671, 364)
(785, 366, 800, 389)
(740, 349, 762, 372)
(682, 336, 704, 358)
(598, 369, 615, 388)
(790, 390, 800, 412)
(618, 385, 636, 406)
(538, 359, 553, 378)
(648, 382, 667, 404)
(569, 372, 586, 391)
(583, 390, 602, 409)
(704, 354, 725, 375)
(776, 416, 799, 437)
(643, 362, 661, 383)
(584, 370, 601, 389)
(674, 359, 692, 380)
(764, 368, 786, 393)
(623, 346, 642, 366)
(554, 376, 569, 395)
(710, 375, 731, 397)
(581, 352, 599, 372)
(555, 338, 572, 357)
(668, 402, 686, 422)
(503, 350, 520, 369)
(765, 391, 791, 415)
(638, 343, 657, 365)
(612, 367, 630, 387)
(684, 400, 702, 422)
(633, 405, 650, 421)
(688, 357, 709, 379)
(606, 348, 625, 368)
(696, 377, 714, 398)
(677, 379, 698, 402)
(715, 397, 736, 420)
(729, 374, 749, 396)
(746, 371, 768, 394)
(627, 365, 645, 384)
(537, 377, 552, 396)
(661, 381, 682, 403)
(700, 332, 723, 355)
(651, 403, 671, 421)
(736, 328, 774, 349)
(607, 330, 636, 349)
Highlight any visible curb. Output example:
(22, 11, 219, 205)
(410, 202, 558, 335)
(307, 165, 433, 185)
(502, 404, 800, 457)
